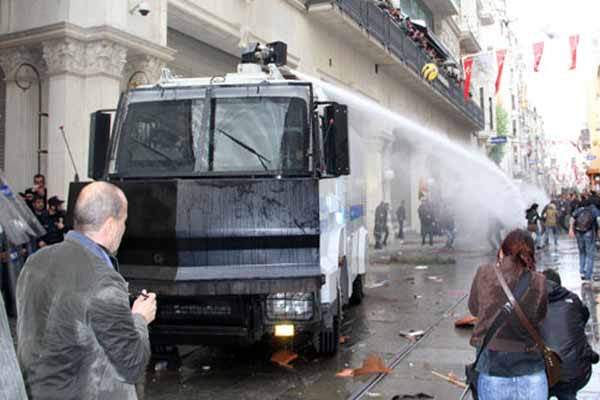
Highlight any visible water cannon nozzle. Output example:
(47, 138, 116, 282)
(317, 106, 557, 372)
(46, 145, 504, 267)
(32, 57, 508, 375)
(241, 41, 287, 66)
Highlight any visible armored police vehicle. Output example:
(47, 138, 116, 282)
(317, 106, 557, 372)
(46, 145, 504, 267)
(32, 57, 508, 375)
(74, 42, 368, 353)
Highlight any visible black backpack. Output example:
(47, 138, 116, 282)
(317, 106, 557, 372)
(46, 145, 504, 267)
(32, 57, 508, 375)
(575, 207, 595, 232)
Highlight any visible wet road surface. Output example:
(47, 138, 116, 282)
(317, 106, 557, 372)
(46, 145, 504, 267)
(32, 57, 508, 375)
(142, 234, 600, 400)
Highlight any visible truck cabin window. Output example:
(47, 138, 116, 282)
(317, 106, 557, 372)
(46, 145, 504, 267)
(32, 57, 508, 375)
(114, 91, 310, 176)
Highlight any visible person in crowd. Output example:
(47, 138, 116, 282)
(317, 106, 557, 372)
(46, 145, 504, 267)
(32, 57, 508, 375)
(440, 203, 456, 249)
(42, 196, 67, 245)
(589, 190, 600, 209)
(383, 202, 391, 247)
(569, 197, 600, 283)
(468, 229, 548, 399)
(396, 200, 406, 240)
(540, 269, 599, 400)
(418, 197, 434, 246)
(27, 174, 47, 209)
(374, 201, 388, 249)
(16, 181, 156, 400)
(542, 200, 559, 249)
(30, 194, 49, 249)
(525, 203, 542, 249)
(558, 194, 569, 233)
(487, 214, 504, 251)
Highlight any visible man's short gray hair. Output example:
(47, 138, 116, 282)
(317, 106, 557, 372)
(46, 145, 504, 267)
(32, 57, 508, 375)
(73, 182, 126, 233)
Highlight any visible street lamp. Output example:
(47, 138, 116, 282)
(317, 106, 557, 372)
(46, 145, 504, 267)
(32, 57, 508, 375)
(15, 63, 47, 175)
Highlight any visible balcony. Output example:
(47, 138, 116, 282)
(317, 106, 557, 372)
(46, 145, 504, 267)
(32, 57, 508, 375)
(457, 16, 482, 53)
(476, 0, 495, 26)
(420, 0, 459, 18)
(305, 0, 484, 130)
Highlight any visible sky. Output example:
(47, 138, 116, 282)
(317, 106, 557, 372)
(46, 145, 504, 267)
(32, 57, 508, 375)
(507, 0, 600, 142)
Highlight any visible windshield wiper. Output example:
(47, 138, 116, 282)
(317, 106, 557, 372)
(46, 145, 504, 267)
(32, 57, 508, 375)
(129, 137, 179, 168)
(216, 128, 271, 171)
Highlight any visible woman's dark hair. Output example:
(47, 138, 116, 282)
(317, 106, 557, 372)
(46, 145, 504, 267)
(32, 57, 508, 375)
(500, 229, 536, 270)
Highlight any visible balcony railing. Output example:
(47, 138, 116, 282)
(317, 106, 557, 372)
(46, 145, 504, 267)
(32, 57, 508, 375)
(311, 0, 484, 129)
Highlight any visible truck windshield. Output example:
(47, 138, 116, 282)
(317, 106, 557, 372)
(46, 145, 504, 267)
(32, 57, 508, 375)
(110, 84, 311, 176)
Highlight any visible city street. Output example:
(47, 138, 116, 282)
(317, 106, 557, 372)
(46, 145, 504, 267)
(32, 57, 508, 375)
(141, 234, 600, 400)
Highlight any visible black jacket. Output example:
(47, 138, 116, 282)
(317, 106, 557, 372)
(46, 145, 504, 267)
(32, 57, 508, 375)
(540, 281, 594, 389)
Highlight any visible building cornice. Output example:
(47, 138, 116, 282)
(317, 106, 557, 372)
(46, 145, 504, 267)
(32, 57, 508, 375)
(0, 22, 176, 62)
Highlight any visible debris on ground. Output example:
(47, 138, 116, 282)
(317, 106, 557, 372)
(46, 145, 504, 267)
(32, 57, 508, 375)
(399, 329, 425, 341)
(365, 393, 382, 398)
(392, 393, 434, 399)
(365, 280, 390, 289)
(413, 295, 423, 299)
(454, 315, 478, 328)
(373, 256, 392, 264)
(431, 370, 467, 389)
(201, 365, 211, 372)
(427, 276, 444, 283)
(270, 350, 298, 369)
(335, 356, 392, 377)
(393, 254, 456, 265)
(415, 265, 429, 270)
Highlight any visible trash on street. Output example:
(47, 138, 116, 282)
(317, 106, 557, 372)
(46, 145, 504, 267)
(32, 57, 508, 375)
(270, 350, 298, 369)
(336, 356, 392, 377)
(399, 329, 425, 341)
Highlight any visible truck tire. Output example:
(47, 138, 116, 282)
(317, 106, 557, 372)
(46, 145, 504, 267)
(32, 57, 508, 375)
(318, 316, 340, 355)
(349, 274, 364, 305)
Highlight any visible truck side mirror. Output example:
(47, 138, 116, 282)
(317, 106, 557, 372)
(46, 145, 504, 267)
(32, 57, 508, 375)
(88, 111, 111, 180)
(324, 104, 350, 176)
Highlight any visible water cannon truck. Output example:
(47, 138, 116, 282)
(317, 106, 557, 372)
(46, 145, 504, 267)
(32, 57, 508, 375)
(69, 41, 368, 353)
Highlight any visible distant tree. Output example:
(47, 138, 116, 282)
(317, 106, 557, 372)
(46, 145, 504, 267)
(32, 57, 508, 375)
(488, 105, 509, 164)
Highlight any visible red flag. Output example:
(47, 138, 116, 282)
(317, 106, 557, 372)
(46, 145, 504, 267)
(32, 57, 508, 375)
(533, 42, 544, 72)
(495, 49, 507, 94)
(463, 56, 474, 102)
(569, 34, 580, 70)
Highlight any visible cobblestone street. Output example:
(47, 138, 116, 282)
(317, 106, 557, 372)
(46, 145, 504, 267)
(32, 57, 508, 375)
(140, 233, 600, 400)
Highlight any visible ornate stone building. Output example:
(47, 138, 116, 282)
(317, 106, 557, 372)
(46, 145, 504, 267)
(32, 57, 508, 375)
(0, 0, 488, 234)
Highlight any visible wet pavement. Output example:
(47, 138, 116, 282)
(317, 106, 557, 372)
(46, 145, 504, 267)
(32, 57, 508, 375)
(141, 233, 600, 400)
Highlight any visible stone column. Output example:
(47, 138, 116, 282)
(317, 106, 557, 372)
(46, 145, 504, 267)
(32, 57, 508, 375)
(0, 46, 44, 192)
(123, 54, 166, 89)
(43, 38, 127, 198)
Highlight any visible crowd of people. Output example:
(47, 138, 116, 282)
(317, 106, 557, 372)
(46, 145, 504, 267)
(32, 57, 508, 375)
(374, 0, 463, 85)
(468, 229, 598, 400)
(373, 196, 456, 250)
(18, 174, 68, 248)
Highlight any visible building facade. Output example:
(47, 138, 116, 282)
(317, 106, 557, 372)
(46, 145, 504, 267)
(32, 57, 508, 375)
(0, 0, 487, 236)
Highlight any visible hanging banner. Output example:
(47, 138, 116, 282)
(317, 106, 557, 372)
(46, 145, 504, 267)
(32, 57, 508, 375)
(495, 49, 507, 94)
(463, 56, 474, 102)
(569, 34, 580, 70)
(533, 42, 544, 72)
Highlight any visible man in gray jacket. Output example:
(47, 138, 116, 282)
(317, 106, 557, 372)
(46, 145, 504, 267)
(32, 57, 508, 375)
(16, 182, 156, 400)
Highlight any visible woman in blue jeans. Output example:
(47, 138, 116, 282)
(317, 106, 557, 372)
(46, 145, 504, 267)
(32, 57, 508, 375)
(468, 229, 549, 399)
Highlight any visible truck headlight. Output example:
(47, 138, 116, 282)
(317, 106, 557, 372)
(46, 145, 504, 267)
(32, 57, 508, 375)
(266, 292, 314, 321)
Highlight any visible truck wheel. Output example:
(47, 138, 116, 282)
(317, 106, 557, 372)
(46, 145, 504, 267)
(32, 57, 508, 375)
(349, 274, 364, 305)
(318, 316, 340, 355)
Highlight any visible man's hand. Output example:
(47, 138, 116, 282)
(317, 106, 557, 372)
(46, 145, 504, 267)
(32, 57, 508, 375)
(131, 291, 157, 324)
(569, 228, 575, 239)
